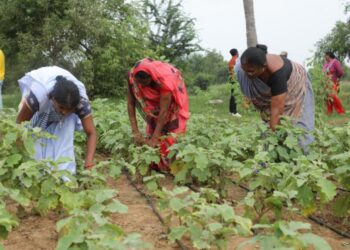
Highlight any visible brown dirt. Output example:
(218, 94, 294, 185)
(1, 174, 180, 250)
(226, 182, 350, 250)
(3, 212, 58, 250)
(2, 173, 350, 250)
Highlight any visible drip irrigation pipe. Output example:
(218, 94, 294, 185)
(230, 180, 350, 239)
(138, 169, 350, 240)
(123, 170, 187, 250)
(308, 215, 350, 239)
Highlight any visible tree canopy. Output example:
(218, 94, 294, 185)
(0, 0, 154, 97)
(314, 2, 350, 62)
(142, 0, 201, 62)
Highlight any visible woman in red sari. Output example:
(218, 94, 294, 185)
(322, 51, 345, 115)
(127, 58, 189, 170)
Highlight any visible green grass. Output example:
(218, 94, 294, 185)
(189, 81, 350, 127)
(2, 87, 21, 110)
(3, 80, 349, 127)
(188, 83, 259, 120)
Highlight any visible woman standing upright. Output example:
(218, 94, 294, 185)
(322, 51, 345, 115)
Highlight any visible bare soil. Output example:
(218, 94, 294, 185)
(2, 173, 350, 250)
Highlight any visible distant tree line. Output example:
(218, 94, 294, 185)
(1, 0, 348, 98)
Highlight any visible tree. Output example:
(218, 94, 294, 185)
(142, 0, 201, 62)
(0, 0, 153, 97)
(313, 2, 350, 62)
(243, 0, 258, 47)
(179, 50, 229, 90)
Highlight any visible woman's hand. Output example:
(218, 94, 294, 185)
(84, 161, 95, 170)
(133, 131, 145, 145)
(146, 137, 159, 148)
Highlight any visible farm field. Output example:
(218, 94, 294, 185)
(1, 81, 350, 249)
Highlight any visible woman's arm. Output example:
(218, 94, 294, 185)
(16, 100, 34, 123)
(81, 115, 97, 169)
(147, 92, 172, 147)
(127, 85, 139, 133)
(270, 93, 287, 131)
(127, 85, 145, 145)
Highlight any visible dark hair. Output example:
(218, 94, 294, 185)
(256, 44, 268, 54)
(51, 76, 80, 109)
(134, 71, 151, 80)
(241, 47, 267, 67)
(325, 51, 335, 59)
(229, 48, 238, 56)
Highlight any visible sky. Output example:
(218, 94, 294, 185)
(181, 0, 348, 65)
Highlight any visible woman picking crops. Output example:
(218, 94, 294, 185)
(127, 58, 189, 170)
(235, 46, 315, 147)
(16, 66, 97, 174)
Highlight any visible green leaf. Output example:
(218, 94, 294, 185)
(173, 164, 189, 183)
(332, 196, 350, 217)
(258, 235, 286, 250)
(146, 181, 158, 191)
(56, 229, 85, 250)
(95, 223, 124, 237)
(4, 132, 17, 146)
(297, 185, 315, 208)
(109, 165, 121, 178)
(218, 204, 234, 222)
(8, 189, 30, 207)
(284, 135, 298, 149)
(194, 154, 208, 169)
(59, 189, 78, 210)
(299, 233, 331, 250)
(208, 223, 223, 232)
(23, 136, 35, 156)
(191, 168, 208, 182)
(276, 146, 290, 161)
(105, 200, 128, 214)
(41, 179, 56, 195)
(317, 179, 336, 203)
(169, 198, 185, 212)
(0, 226, 9, 240)
(94, 189, 116, 203)
(172, 186, 189, 195)
(6, 154, 22, 166)
(91, 212, 108, 225)
(279, 221, 310, 236)
(36, 194, 59, 215)
(168, 226, 187, 242)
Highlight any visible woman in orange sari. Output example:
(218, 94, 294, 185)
(322, 51, 345, 115)
(127, 58, 189, 170)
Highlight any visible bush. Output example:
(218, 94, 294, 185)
(194, 73, 213, 91)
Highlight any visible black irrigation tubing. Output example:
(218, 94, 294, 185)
(230, 179, 350, 239)
(123, 170, 188, 250)
(308, 215, 350, 239)
(143, 168, 350, 239)
(336, 187, 350, 193)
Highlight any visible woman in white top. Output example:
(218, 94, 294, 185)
(16, 66, 96, 174)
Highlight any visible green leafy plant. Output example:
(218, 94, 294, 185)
(238, 221, 331, 250)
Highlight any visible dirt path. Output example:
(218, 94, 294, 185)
(108, 174, 180, 249)
(2, 173, 350, 250)
(2, 174, 179, 250)
(228, 184, 350, 250)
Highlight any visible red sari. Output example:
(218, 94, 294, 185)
(323, 59, 345, 115)
(128, 58, 189, 170)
